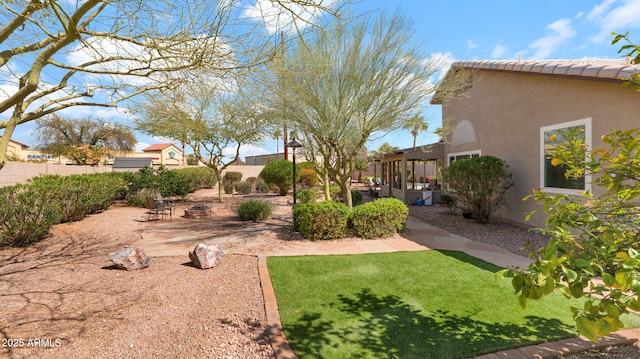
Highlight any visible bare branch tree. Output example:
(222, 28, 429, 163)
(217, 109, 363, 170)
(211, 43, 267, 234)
(0, 0, 343, 168)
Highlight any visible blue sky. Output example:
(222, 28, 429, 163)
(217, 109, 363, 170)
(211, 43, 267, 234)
(6, 0, 640, 159)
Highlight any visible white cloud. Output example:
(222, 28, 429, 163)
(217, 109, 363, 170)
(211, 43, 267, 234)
(243, 0, 337, 34)
(467, 39, 478, 50)
(528, 18, 576, 59)
(491, 44, 507, 58)
(587, 0, 640, 43)
(428, 51, 456, 80)
(587, 0, 617, 21)
(222, 143, 270, 161)
(135, 142, 151, 152)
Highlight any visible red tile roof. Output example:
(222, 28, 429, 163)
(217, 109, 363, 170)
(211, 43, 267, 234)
(452, 58, 639, 80)
(142, 143, 175, 152)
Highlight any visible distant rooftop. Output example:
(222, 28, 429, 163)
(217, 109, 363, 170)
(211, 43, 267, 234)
(143, 143, 176, 152)
(112, 157, 153, 169)
(451, 58, 639, 80)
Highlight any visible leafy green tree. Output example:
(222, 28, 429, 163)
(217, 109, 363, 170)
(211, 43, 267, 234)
(259, 159, 300, 196)
(134, 75, 270, 202)
(442, 156, 513, 224)
(35, 115, 136, 165)
(278, 12, 441, 208)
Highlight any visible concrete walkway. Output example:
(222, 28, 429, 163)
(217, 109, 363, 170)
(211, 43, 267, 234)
(137, 203, 640, 358)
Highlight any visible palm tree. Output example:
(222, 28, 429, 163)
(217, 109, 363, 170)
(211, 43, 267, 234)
(403, 114, 428, 149)
(273, 128, 282, 153)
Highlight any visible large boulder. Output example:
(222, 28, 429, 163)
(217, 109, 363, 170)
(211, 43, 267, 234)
(189, 243, 225, 269)
(109, 246, 151, 270)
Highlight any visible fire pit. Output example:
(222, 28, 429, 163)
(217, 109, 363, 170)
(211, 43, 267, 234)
(184, 204, 215, 219)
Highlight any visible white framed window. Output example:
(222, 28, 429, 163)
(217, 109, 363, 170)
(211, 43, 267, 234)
(448, 150, 481, 166)
(540, 118, 592, 194)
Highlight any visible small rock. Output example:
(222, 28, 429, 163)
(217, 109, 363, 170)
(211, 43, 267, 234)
(109, 246, 151, 270)
(189, 243, 225, 269)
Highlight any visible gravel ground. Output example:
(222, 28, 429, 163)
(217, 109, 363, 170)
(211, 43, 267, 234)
(0, 206, 274, 359)
(408, 204, 550, 258)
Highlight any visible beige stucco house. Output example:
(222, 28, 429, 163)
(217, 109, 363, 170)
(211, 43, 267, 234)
(137, 143, 184, 166)
(431, 58, 640, 228)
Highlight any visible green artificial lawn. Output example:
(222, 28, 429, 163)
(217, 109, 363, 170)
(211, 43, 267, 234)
(267, 250, 640, 359)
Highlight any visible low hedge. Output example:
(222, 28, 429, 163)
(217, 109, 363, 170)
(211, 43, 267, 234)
(235, 181, 253, 195)
(293, 201, 350, 241)
(236, 199, 273, 222)
(296, 189, 317, 204)
(351, 198, 408, 239)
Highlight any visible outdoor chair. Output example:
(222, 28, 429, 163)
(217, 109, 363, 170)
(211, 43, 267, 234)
(146, 196, 169, 221)
(155, 192, 176, 217)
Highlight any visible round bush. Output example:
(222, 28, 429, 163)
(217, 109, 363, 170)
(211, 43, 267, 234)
(223, 171, 243, 183)
(442, 155, 513, 223)
(351, 198, 409, 239)
(260, 160, 298, 196)
(298, 166, 319, 188)
(256, 179, 272, 193)
(293, 201, 350, 241)
(236, 200, 273, 222)
(246, 176, 258, 185)
(235, 181, 253, 195)
(296, 189, 317, 204)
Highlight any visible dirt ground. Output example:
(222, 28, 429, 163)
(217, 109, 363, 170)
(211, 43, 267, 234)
(0, 191, 281, 359)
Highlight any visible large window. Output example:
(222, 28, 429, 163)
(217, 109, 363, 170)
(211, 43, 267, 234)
(540, 118, 591, 194)
(448, 151, 480, 165)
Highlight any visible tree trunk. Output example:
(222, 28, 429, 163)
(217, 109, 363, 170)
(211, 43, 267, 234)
(0, 119, 18, 170)
(322, 172, 331, 201)
(213, 169, 223, 203)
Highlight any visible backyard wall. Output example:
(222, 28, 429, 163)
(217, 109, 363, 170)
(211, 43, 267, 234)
(0, 162, 265, 188)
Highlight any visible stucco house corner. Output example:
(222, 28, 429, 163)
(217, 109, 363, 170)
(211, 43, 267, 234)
(431, 58, 640, 228)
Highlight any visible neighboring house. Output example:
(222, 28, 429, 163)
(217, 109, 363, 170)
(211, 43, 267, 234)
(431, 58, 640, 228)
(0, 136, 47, 161)
(139, 143, 183, 166)
(112, 157, 154, 172)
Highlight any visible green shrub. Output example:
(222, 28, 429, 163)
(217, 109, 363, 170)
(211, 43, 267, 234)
(176, 167, 217, 190)
(235, 181, 253, 195)
(156, 167, 190, 197)
(246, 176, 258, 185)
(442, 155, 513, 224)
(296, 189, 317, 204)
(223, 171, 243, 183)
(126, 188, 156, 207)
(293, 201, 350, 241)
(0, 183, 63, 247)
(351, 198, 408, 239)
(351, 189, 363, 206)
(223, 181, 235, 194)
(256, 179, 271, 193)
(297, 163, 319, 188)
(29, 173, 125, 223)
(260, 160, 298, 196)
(236, 200, 273, 222)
